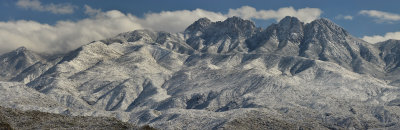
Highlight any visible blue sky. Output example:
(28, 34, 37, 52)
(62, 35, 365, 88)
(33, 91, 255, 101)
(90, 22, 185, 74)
(0, 0, 399, 53)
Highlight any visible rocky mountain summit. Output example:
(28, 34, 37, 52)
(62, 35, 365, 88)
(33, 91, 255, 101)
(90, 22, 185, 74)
(1, 16, 400, 129)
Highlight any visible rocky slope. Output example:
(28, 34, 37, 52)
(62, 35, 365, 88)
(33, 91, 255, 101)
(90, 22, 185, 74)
(1, 16, 400, 129)
(0, 105, 154, 130)
(0, 47, 43, 81)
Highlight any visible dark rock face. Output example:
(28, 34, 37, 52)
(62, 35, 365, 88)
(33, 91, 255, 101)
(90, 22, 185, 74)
(0, 47, 42, 81)
(377, 39, 400, 71)
(245, 16, 384, 75)
(0, 47, 62, 84)
(185, 16, 262, 53)
(301, 18, 351, 61)
(246, 16, 304, 55)
(185, 17, 212, 34)
(375, 39, 400, 86)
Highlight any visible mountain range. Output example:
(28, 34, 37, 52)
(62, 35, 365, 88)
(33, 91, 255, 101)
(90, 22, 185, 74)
(1, 16, 400, 129)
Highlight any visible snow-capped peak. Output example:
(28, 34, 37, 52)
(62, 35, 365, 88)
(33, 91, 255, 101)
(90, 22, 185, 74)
(185, 17, 212, 33)
(15, 46, 28, 53)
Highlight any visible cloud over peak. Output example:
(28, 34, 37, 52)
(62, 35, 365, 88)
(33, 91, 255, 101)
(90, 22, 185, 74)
(139, 6, 322, 32)
(227, 6, 322, 23)
(0, 5, 323, 54)
(0, 7, 142, 54)
(16, 0, 76, 14)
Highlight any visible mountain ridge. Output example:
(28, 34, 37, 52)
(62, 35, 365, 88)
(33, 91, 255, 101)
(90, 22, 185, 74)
(1, 16, 400, 129)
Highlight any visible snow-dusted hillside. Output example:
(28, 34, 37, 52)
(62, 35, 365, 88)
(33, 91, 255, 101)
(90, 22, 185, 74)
(1, 16, 400, 129)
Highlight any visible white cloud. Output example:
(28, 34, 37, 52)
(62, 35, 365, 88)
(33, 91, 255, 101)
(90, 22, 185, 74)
(362, 32, 400, 43)
(0, 6, 323, 54)
(335, 15, 353, 20)
(137, 9, 227, 33)
(359, 10, 400, 23)
(84, 5, 101, 16)
(343, 15, 353, 20)
(0, 9, 142, 54)
(16, 0, 76, 14)
(227, 6, 322, 23)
